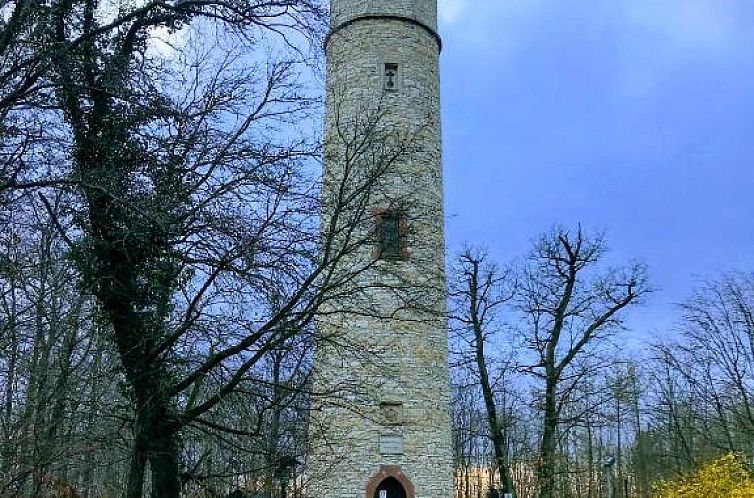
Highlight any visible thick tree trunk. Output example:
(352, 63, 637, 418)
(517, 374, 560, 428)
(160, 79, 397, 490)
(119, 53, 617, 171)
(119, 348, 181, 498)
(125, 418, 181, 498)
(146, 425, 181, 498)
(105, 308, 181, 497)
(125, 432, 146, 498)
(123, 361, 181, 498)
(81, 170, 182, 496)
(538, 378, 558, 498)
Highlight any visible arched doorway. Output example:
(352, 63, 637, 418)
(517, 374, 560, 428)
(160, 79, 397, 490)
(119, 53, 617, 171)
(373, 477, 406, 498)
(365, 466, 415, 498)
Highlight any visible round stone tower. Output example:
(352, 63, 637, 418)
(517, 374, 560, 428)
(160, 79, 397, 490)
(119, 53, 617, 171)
(308, 1, 452, 498)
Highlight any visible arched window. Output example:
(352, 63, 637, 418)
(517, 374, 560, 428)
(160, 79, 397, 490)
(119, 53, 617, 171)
(373, 477, 406, 498)
(373, 209, 408, 261)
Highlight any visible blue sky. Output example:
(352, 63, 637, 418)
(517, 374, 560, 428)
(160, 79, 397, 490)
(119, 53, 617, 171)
(437, 0, 754, 341)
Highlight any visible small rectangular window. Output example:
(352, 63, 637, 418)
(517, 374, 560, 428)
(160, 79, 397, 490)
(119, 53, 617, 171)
(375, 210, 407, 261)
(384, 63, 399, 91)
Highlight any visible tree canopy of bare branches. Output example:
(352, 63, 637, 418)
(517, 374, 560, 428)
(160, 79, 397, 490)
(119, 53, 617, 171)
(1, 0, 434, 495)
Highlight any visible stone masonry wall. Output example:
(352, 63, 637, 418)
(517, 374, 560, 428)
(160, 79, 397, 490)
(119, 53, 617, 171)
(330, 0, 437, 31)
(308, 3, 453, 498)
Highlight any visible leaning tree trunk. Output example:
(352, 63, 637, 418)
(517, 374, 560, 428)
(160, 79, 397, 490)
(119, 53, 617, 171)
(473, 326, 515, 496)
(466, 256, 516, 497)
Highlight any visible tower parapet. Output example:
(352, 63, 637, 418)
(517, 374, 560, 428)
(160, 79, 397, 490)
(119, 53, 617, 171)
(330, 0, 438, 36)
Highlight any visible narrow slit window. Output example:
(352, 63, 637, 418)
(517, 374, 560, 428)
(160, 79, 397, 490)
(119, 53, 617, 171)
(375, 210, 407, 261)
(384, 63, 399, 91)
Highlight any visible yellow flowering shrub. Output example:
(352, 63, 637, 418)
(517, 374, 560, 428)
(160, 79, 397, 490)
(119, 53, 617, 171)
(654, 454, 754, 498)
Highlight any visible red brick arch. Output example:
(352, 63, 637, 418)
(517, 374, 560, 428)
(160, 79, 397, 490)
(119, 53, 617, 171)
(365, 466, 415, 498)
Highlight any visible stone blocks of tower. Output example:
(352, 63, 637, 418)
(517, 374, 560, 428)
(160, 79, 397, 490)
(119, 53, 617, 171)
(308, 2, 452, 498)
(329, 0, 437, 32)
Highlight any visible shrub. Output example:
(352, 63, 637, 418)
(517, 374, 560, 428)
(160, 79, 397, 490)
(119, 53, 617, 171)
(654, 454, 754, 498)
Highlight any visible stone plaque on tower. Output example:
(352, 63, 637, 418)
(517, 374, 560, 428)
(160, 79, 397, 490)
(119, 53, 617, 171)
(307, 1, 453, 498)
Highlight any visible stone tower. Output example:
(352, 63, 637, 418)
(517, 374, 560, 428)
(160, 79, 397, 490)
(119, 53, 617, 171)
(308, 1, 452, 498)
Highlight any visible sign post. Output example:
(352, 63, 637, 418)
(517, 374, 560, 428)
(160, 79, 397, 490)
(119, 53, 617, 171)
(604, 456, 616, 498)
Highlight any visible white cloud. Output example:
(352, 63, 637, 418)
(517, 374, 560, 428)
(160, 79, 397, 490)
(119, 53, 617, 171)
(625, 0, 739, 54)
(439, 0, 548, 52)
(439, 0, 468, 24)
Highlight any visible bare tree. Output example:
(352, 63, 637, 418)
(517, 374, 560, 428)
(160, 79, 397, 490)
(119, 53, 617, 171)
(515, 227, 649, 498)
(645, 272, 754, 479)
(0, 193, 130, 497)
(450, 249, 517, 497)
(679, 274, 754, 443)
(1, 0, 438, 494)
